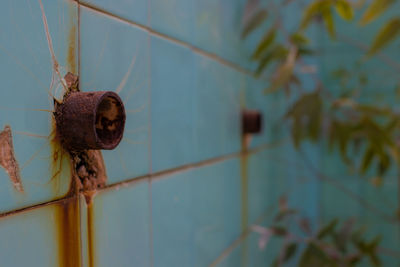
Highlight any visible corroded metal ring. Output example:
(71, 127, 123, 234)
(55, 91, 126, 150)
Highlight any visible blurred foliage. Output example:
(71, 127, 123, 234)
(242, 0, 400, 180)
(252, 196, 382, 267)
(242, 0, 400, 265)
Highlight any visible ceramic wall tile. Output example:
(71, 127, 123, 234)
(151, 159, 241, 267)
(80, 7, 150, 184)
(150, 0, 194, 42)
(194, 54, 242, 161)
(81, 180, 151, 267)
(0, 0, 76, 213)
(150, 35, 196, 172)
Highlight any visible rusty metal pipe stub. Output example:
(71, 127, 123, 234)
(242, 109, 263, 134)
(55, 91, 126, 150)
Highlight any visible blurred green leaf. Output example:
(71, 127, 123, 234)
(241, 9, 268, 39)
(299, 242, 331, 267)
(361, 146, 374, 173)
(334, 219, 355, 253)
(322, 7, 336, 38)
(354, 225, 368, 238)
(300, 0, 333, 30)
(290, 32, 310, 45)
(348, 254, 362, 266)
(378, 151, 390, 176)
(355, 235, 382, 266)
(359, 0, 395, 26)
(255, 45, 288, 75)
(329, 120, 352, 162)
(286, 91, 322, 147)
(317, 218, 338, 239)
(298, 47, 315, 56)
(270, 226, 288, 236)
(283, 243, 298, 262)
(252, 28, 277, 59)
(355, 104, 393, 116)
(335, 0, 354, 21)
(272, 242, 298, 266)
(368, 17, 400, 55)
(266, 62, 295, 93)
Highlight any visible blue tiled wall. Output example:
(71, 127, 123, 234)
(0, 0, 398, 266)
(0, 0, 276, 266)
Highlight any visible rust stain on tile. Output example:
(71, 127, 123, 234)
(240, 136, 250, 231)
(67, 22, 77, 74)
(0, 125, 23, 192)
(87, 203, 96, 267)
(240, 135, 249, 267)
(67, 1, 78, 75)
(55, 196, 82, 267)
(49, 119, 72, 194)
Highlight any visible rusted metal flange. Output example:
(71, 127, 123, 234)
(55, 91, 126, 151)
(242, 109, 263, 134)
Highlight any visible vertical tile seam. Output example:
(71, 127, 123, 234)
(147, 26, 154, 267)
(192, 52, 198, 165)
(147, 0, 151, 27)
(77, 3, 86, 266)
(77, 0, 81, 80)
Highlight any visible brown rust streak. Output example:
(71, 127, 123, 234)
(49, 119, 71, 194)
(87, 203, 96, 267)
(67, 4, 77, 74)
(0, 125, 23, 192)
(49, 3, 96, 267)
(56, 196, 82, 267)
(240, 135, 250, 267)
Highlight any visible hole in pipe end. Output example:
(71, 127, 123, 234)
(242, 109, 263, 134)
(95, 93, 125, 149)
(55, 91, 126, 151)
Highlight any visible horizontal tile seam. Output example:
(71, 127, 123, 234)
(0, 141, 285, 218)
(76, 1, 259, 78)
(105, 139, 287, 188)
(0, 195, 77, 219)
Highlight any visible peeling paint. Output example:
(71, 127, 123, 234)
(64, 72, 79, 92)
(0, 125, 23, 192)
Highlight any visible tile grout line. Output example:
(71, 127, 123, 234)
(0, 195, 76, 219)
(77, 2, 84, 267)
(102, 140, 286, 191)
(75, 1, 258, 79)
(0, 141, 286, 219)
(147, 22, 155, 267)
(77, 0, 81, 80)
